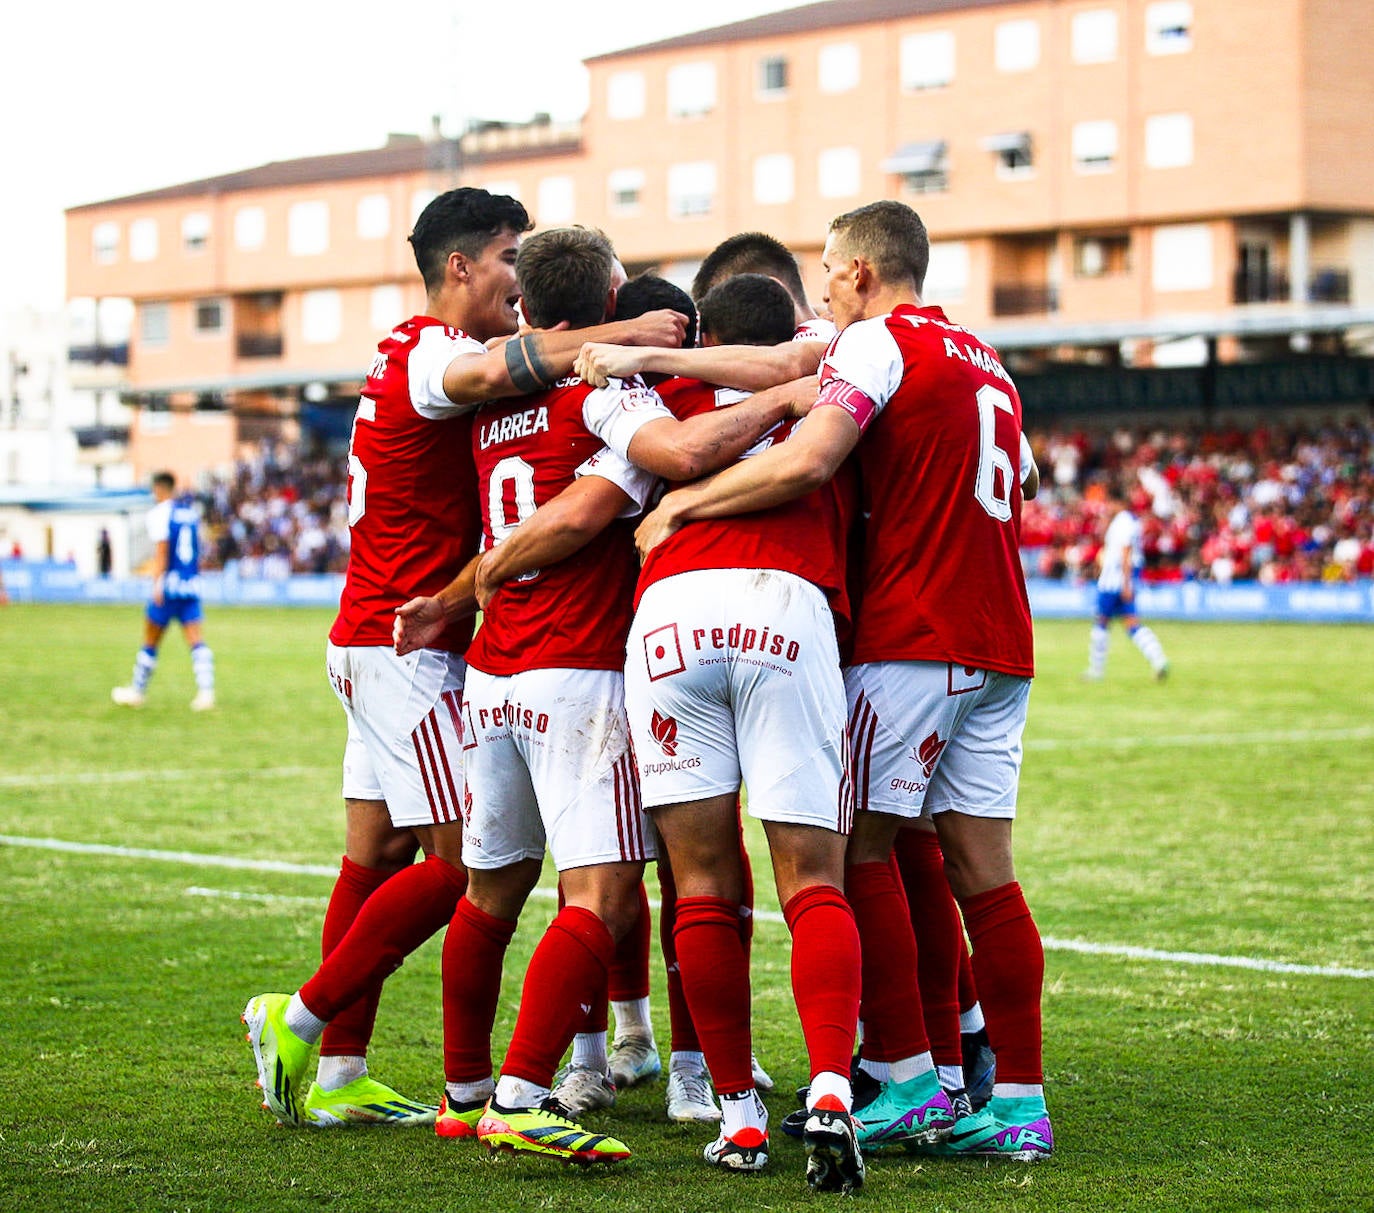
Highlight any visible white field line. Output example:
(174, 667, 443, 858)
(3, 834, 1367, 981)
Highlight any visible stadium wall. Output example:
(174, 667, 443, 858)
(3, 561, 1372, 624)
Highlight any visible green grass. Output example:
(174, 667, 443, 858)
(1, 605, 1371, 1211)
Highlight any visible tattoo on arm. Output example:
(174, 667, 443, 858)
(504, 334, 556, 394)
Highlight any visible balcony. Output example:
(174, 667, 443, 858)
(1233, 267, 1351, 305)
(237, 333, 284, 359)
(68, 342, 129, 366)
(993, 285, 1059, 317)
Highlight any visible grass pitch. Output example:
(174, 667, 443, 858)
(0, 604, 1371, 1211)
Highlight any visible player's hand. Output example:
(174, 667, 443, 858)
(625, 309, 689, 351)
(576, 342, 646, 389)
(634, 498, 684, 560)
(393, 596, 446, 655)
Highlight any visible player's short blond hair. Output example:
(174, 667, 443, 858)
(828, 201, 929, 294)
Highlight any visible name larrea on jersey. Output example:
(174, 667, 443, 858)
(477, 406, 551, 449)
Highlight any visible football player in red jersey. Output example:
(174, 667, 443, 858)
(636, 200, 1052, 1163)
(241, 189, 688, 1132)
(390, 227, 804, 1163)
(606, 273, 866, 1193)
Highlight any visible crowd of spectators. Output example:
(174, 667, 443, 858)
(199, 414, 1374, 586)
(1022, 414, 1374, 584)
(199, 439, 351, 577)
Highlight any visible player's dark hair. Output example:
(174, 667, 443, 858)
(828, 201, 929, 293)
(408, 188, 532, 292)
(151, 471, 176, 492)
(516, 227, 617, 330)
(698, 274, 796, 347)
(692, 231, 809, 307)
(616, 273, 697, 350)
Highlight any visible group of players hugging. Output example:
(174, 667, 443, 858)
(243, 186, 1049, 1195)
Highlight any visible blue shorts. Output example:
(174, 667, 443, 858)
(1095, 589, 1136, 620)
(147, 596, 204, 628)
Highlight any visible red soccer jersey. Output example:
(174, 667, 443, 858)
(329, 317, 484, 652)
(818, 305, 1034, 677)
(638, 377, 857, 638)
(466, 378, 656, 675)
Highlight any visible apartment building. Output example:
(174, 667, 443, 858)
(67, 0, 1374, 480)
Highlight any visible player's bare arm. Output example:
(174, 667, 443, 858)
(475, 476, 635, 610)
(442, 310, 688, 406)
(392, 552, 482, 656)
(575, 339, 825, 392)
(626, 376, 819, 482)
(635, 405, 860, 558)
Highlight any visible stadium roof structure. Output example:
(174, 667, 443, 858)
(588, 0, 1021, 59)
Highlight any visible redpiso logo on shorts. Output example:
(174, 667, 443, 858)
(650, 710, 679, 756)
(912, 730, 946, 777)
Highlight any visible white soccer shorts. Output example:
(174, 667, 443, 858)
(843, 661, 1031, 822)
(624, 568, 848, 831)
(326, 643, 467, 830)
(461, 666, 654, 872)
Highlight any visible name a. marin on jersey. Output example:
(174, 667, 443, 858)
(942, 337, 1014, 386)
(477, 406, 550, 449)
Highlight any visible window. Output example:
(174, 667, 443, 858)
(607, 70, 646, 120)
(753, 154, 794, 205)
(924, 242, 970, 305)
(181, 212, 210, 254)
(301, 289, 342, 343)
(1074, 234, 1131, 277)
(288, 201, 329, 255)
(1072, 120, 1118, 171)
(758, 55, 788, 96)
(356, 194, 390, 240)
(668, 62, 716, 117)
(668, 161, 717, 218)
(901, 31, 955, 90)
(882, 140, 949, 194)
(1145, 112, 1194, 168)
(1072, 10, 1118, 63)
(537, 176, 575, 224)
(819, 42, 860, 93)
(92, 222, 119, 265)
(1146, 1, 1192, 54)
(983, 132, 1033, 177)
(608, 168, 645, 214)
(140, 302, 170, 346)
(234, 206, 266, 251)
(818, 147, 862, 198)
(995, 20, 1040, 72)
(129, 218, 158, 262)
(193, 298, 225, 334)
(1152, 224, 1212, 291)
(370, 285, 403, 331)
